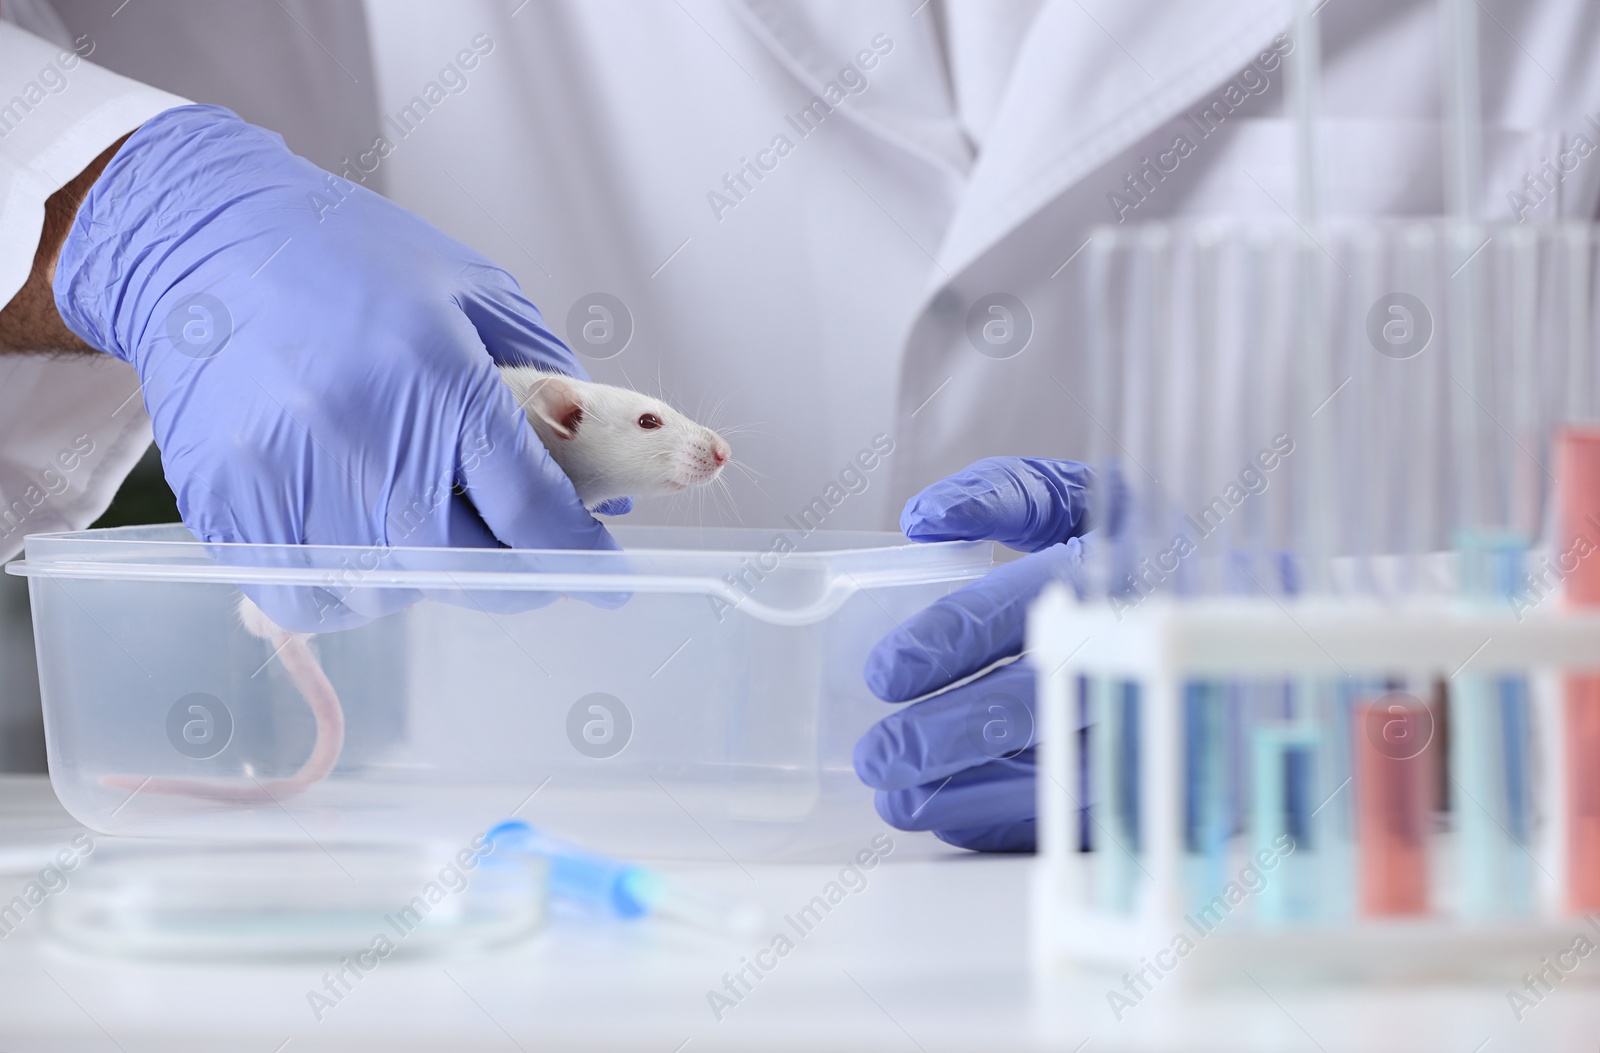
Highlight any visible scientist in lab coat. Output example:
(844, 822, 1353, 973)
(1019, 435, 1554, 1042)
(2, 0, 1596, 850)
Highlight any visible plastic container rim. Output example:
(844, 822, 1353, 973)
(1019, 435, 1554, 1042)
(3, 526, 993, 624)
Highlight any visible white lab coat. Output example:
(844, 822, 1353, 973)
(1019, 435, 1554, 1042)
(3, 0, 1599, 559)
(0, 7, 178, 560)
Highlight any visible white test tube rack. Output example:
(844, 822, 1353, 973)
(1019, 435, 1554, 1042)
(1027, 586, 1600, 983)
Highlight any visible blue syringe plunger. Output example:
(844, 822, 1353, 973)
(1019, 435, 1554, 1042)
(485, 820, 761, 935)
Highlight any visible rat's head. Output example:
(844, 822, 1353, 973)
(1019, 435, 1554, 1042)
(517, 371, 731, 509)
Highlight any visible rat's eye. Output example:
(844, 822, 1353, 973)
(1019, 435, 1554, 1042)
(637, 413, 664, 430)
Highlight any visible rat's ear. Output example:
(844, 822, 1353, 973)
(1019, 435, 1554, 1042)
(524, 375, 585, 441)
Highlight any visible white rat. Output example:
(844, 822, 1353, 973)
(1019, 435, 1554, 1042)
(102, 368, 731, 803)
(499, 366, 731, 506)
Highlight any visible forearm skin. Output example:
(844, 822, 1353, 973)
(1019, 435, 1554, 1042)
(0, 133, 129, 354)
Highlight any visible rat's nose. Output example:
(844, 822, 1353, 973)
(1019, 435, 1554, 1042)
(712, 440, 729, 466)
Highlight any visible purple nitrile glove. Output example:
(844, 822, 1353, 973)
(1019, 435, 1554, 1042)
(54, 105, 630, 631)
(854, 457, 1094, 852)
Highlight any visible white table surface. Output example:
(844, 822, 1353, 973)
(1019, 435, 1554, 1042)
(2, 773, 1599, 1052)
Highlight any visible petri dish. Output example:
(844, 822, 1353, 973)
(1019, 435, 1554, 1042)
(43, 841, 546, 960)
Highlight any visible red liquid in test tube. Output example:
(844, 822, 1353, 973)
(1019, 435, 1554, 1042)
(1355, 695, 1434, 916)
(1557, 428, 1600, 912)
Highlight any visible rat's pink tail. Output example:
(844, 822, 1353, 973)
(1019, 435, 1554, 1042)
(102, 633, 346, 804)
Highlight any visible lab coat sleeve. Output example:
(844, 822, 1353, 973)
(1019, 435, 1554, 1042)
(0, 22, 189, 561)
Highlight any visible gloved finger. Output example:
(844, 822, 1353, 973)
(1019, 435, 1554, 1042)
(855, 662, 1036, 790)
(183, 498, 414, 634)
(900, 457, 1092, 552)
(456, 362, 619, 552)
(864, 541, 1081, 702)
(461, 268, 584, 374)
(457, 385, 630, 611)
(933, 820, 1036, 853)
(461, 284, 637, 522)
(871, 750, 1035, 831)
(391, 411, 629, 614)
(218, 542, 423, 634)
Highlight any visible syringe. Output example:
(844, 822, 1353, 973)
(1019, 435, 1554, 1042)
(484, 820, 763, 937)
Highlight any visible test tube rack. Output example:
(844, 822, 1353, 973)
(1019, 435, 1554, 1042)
(1028, 587, 1600, 983)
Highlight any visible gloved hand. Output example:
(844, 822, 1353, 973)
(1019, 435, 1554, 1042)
(53, 105, 627, 632)
(853, 457, 1094, 852)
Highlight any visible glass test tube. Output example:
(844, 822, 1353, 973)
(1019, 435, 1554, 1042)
(1557, 429, 1600, 912)
(1355, 694, 1434, 916)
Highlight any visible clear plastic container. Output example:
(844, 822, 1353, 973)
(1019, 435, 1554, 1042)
(7, 525, 990, 861)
